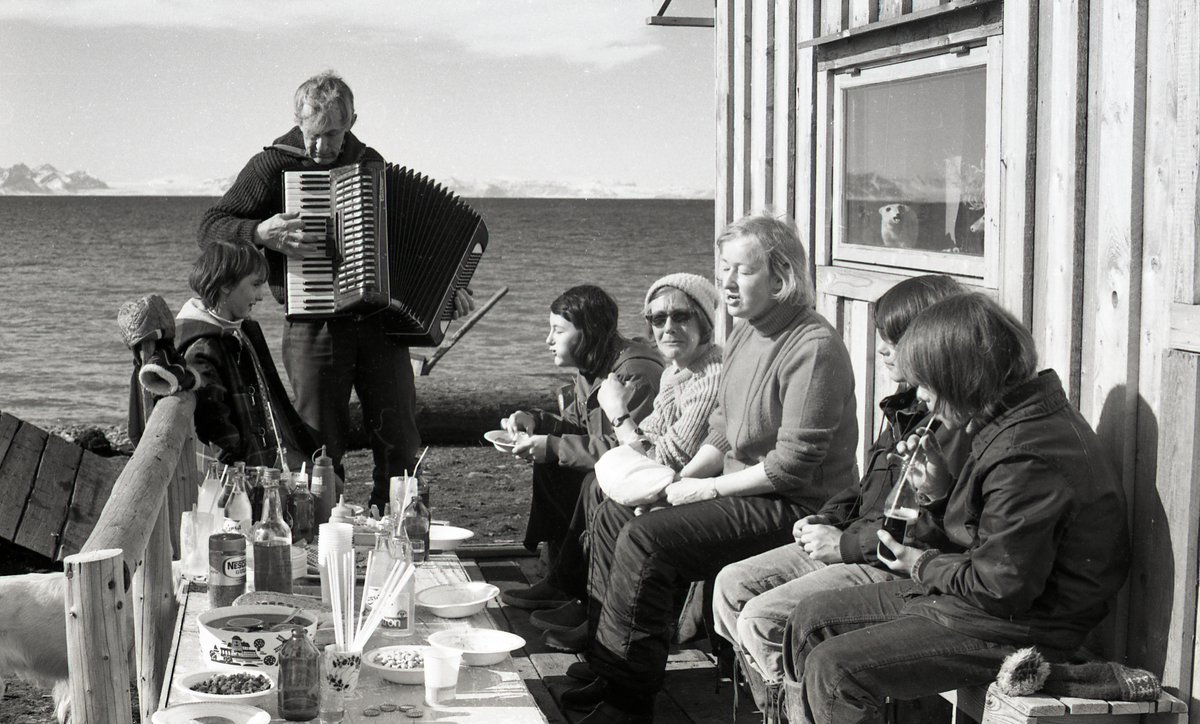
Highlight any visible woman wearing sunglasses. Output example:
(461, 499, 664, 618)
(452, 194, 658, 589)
(504, 275, 723, 647)
(571, 214, 860, 724)
(598, 272, 724, 474)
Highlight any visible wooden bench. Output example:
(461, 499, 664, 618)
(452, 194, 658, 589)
(941, 682, 1188, 724)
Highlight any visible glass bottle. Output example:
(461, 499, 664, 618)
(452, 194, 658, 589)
(197, 460, 224, 517)
(277, 628, 320, 720)
(252, 469, 293, 593)
(402, 485, 430, 565)
(877, 469, 919, 562)
(249, 465, 268, 522)
(289, 468, 315, 545)
(222, 465, 253, 538)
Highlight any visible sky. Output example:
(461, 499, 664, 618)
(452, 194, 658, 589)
(0, 0, 716, 193)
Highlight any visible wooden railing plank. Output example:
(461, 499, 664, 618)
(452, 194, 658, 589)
(0, 412, 21, 464)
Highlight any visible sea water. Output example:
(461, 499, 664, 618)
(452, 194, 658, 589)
(0, 196, 714, 428)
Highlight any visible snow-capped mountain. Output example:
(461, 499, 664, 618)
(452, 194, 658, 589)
(0, 164, 109, 194)
(1, 163, 713, 199)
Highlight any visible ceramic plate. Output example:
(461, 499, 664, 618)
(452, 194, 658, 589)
(151, 701, 270, 724)
(429, 524, 474, 551)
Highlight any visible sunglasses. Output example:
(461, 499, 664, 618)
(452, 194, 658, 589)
(645, 310, 694, 328)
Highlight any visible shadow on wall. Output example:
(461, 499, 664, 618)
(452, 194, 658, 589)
(1094, 384, 1170, 675)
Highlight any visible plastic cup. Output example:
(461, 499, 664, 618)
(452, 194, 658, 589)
(424, 647, 462, 707)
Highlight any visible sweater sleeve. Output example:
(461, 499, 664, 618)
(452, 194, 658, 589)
(912, 453, 1071, 618)
(197, 154, 281, 249)
(651, 357, 722, 470)
(763, 330, 856, 493)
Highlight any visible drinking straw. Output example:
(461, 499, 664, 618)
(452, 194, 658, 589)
(357, 543, 381, 632)
(413, 446, 430, 477)
(893, 426, 933, 505)
(352, 560, 415, 651)
(324, 549, 346, 648)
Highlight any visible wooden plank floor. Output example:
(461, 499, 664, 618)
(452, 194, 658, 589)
(459, 551, 763, 724)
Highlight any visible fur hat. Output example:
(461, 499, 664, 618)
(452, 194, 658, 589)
(644, 273, 720, 328)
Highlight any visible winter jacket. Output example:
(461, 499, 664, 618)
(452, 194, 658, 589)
(176, 299, 317, 467)
(815, 387, 970, 566)
(196, 127, 382, 306)
(533, 338, 664, 471)
(907, 369, 1130, 650)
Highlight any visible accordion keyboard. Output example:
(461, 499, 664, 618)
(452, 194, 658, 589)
(283, 170, 338, 317)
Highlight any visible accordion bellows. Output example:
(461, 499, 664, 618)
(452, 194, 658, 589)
(284, 161, 488, 346)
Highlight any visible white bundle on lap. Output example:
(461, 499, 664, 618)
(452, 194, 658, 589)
(594, 445, 677, 507)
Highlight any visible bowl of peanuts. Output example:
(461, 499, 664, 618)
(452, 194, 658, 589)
(363, 645, 429, 684)
(176, 669, 276, 707)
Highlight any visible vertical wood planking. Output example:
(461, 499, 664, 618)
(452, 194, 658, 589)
(774, 0, 797, 219)
(751, 0, 771, 211)
(733, 0, 750, 219)
(813, 68, 833, 267)
(1127, 352, 1200, 692)
(716, 0, 736, 235)
(0, 421, 48, 540)
(1171, 1, 1200, 307)
(911, 0, 942, 10)
(1128, 0, 1195, 686)
(998, 0, 1037, 321)
(823, 0, 847, 37)
(846, 300, 875, 470)
(849, 0, 877, 28)
(796, 0, 819, 265)
(879, 0, 908, 21)
(1031, 0, 1087, 399)
(14, 435, 83, 558)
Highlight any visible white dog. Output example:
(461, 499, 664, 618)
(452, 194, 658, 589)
(879, 203, 919, 248)
(0, 573, 73, 722)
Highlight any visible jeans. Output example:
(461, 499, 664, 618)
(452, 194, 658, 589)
(713, 543, 897, 685)
(586, 493, 806, 695)
(282, 317, 419, 512)
(782, 579, 1046, 724)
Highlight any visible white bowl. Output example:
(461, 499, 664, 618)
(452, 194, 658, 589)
(430, 525, 474, 551)
(152, 702, 270, 724)
(484, 429, 527, 453)
(175, 670, 275, 708)
(364, 644, 429, 684)
(428, 629, 526, 666)
(416, 582, 499, 618)
(197, 605, 318, 674)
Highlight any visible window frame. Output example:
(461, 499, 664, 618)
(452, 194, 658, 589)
(817, 38, 1003, 284)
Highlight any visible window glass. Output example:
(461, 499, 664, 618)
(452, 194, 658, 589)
(841, 66, 987, 256)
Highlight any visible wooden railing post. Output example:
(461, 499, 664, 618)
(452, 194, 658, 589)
(63, 548, 133, 724)
(79, 390, 196, 723)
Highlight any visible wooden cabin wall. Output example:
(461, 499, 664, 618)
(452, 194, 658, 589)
(713, 0, 1200, 703)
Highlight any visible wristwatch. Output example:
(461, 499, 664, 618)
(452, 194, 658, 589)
(611, 414, 631, 428)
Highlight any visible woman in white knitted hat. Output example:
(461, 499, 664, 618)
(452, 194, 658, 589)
(505, 274, 725, 651)
(598, 272, 724, 471)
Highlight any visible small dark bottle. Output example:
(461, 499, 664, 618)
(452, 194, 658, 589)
(277, 628, 320, 720)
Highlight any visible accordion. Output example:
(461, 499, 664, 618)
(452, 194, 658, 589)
(282, 161, 488, 346)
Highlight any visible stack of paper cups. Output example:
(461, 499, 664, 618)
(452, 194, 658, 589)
(317, 522, 354, 606)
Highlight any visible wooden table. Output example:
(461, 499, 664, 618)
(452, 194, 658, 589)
(160, 552, 549, 724)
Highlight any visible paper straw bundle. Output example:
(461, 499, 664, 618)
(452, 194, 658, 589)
(351, 557, 414, 650)
(318, 521, 416, 652)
